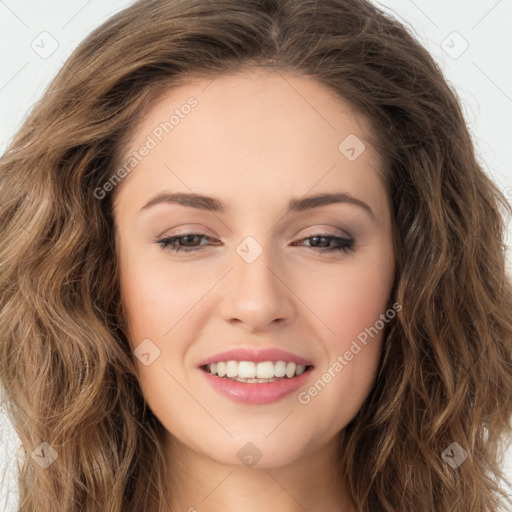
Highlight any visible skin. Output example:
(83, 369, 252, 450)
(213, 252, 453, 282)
(113, 67, 396, 512)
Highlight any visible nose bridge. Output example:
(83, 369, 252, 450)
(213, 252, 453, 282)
(234, 233, 282, 302)
(220, 233, 293, 329)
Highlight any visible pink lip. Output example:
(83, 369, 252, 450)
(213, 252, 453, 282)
(200, 367, 314, 405)
(197, 348, 314, 405)
(197, 347, 313, 367)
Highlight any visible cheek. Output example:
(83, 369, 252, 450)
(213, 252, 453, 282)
(297, 248, 393, 414)
(118, 262, 195, 424)
(119, 254, 201, 346)
(304, 248, 394, 351)
(118, 251, 211, 413)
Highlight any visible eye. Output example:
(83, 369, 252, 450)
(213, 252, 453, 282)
(154, 232, 355, 254)
(155, 233, 216, 253)
(293, 234, 355, 254)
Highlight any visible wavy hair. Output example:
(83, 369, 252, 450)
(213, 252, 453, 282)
(1, 0, 511, 510)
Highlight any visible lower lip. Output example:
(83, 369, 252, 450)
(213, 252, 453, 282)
(200, 367, 314, 404)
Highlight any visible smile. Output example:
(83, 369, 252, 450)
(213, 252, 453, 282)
(202, 360, 311, 382)
(200, 361, 314, 404)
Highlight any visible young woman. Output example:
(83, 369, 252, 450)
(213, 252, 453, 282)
(0, 1, 511, 511)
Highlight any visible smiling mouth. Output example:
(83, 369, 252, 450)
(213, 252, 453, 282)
(201, 360, 314, 383)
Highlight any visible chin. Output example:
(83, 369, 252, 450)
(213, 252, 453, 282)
(198, 435, 312, 470)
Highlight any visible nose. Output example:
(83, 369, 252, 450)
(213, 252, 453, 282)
(219, 240, 295, 332)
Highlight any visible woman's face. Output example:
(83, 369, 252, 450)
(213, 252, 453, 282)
(113, 68, 396, 468)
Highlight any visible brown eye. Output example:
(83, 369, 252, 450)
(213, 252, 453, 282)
(294, 235, 355, 254)
(156, 233, 214, 253)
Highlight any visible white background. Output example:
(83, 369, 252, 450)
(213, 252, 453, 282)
(0, 1, 511, 509)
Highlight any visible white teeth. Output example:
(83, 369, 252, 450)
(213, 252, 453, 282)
(206, 360, 310, 380)
(226, 360, 238, 378)
(238, 361, 256, 379)
(256, 361, 274, 379)
(235, 376, 279, 383)
(285, 362, 296, 378)
(217, 361, 226, 377)
(274, 361, 287, 377)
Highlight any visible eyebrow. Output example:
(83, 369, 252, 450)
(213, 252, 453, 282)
(140, 191, 375, 220)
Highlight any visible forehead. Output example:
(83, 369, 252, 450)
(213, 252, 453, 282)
(112, 68, 387, 217)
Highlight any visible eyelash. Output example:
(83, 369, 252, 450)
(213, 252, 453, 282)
(155, 233, 355, 254)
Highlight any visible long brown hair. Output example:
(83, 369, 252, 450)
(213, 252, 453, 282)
(1, 1, 511, 510)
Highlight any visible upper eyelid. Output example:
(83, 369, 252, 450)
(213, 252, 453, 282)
(156, 231, 355, 244)
(156, 224, 354, 239)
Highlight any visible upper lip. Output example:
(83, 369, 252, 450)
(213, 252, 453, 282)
(197, 347, 314, 367)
